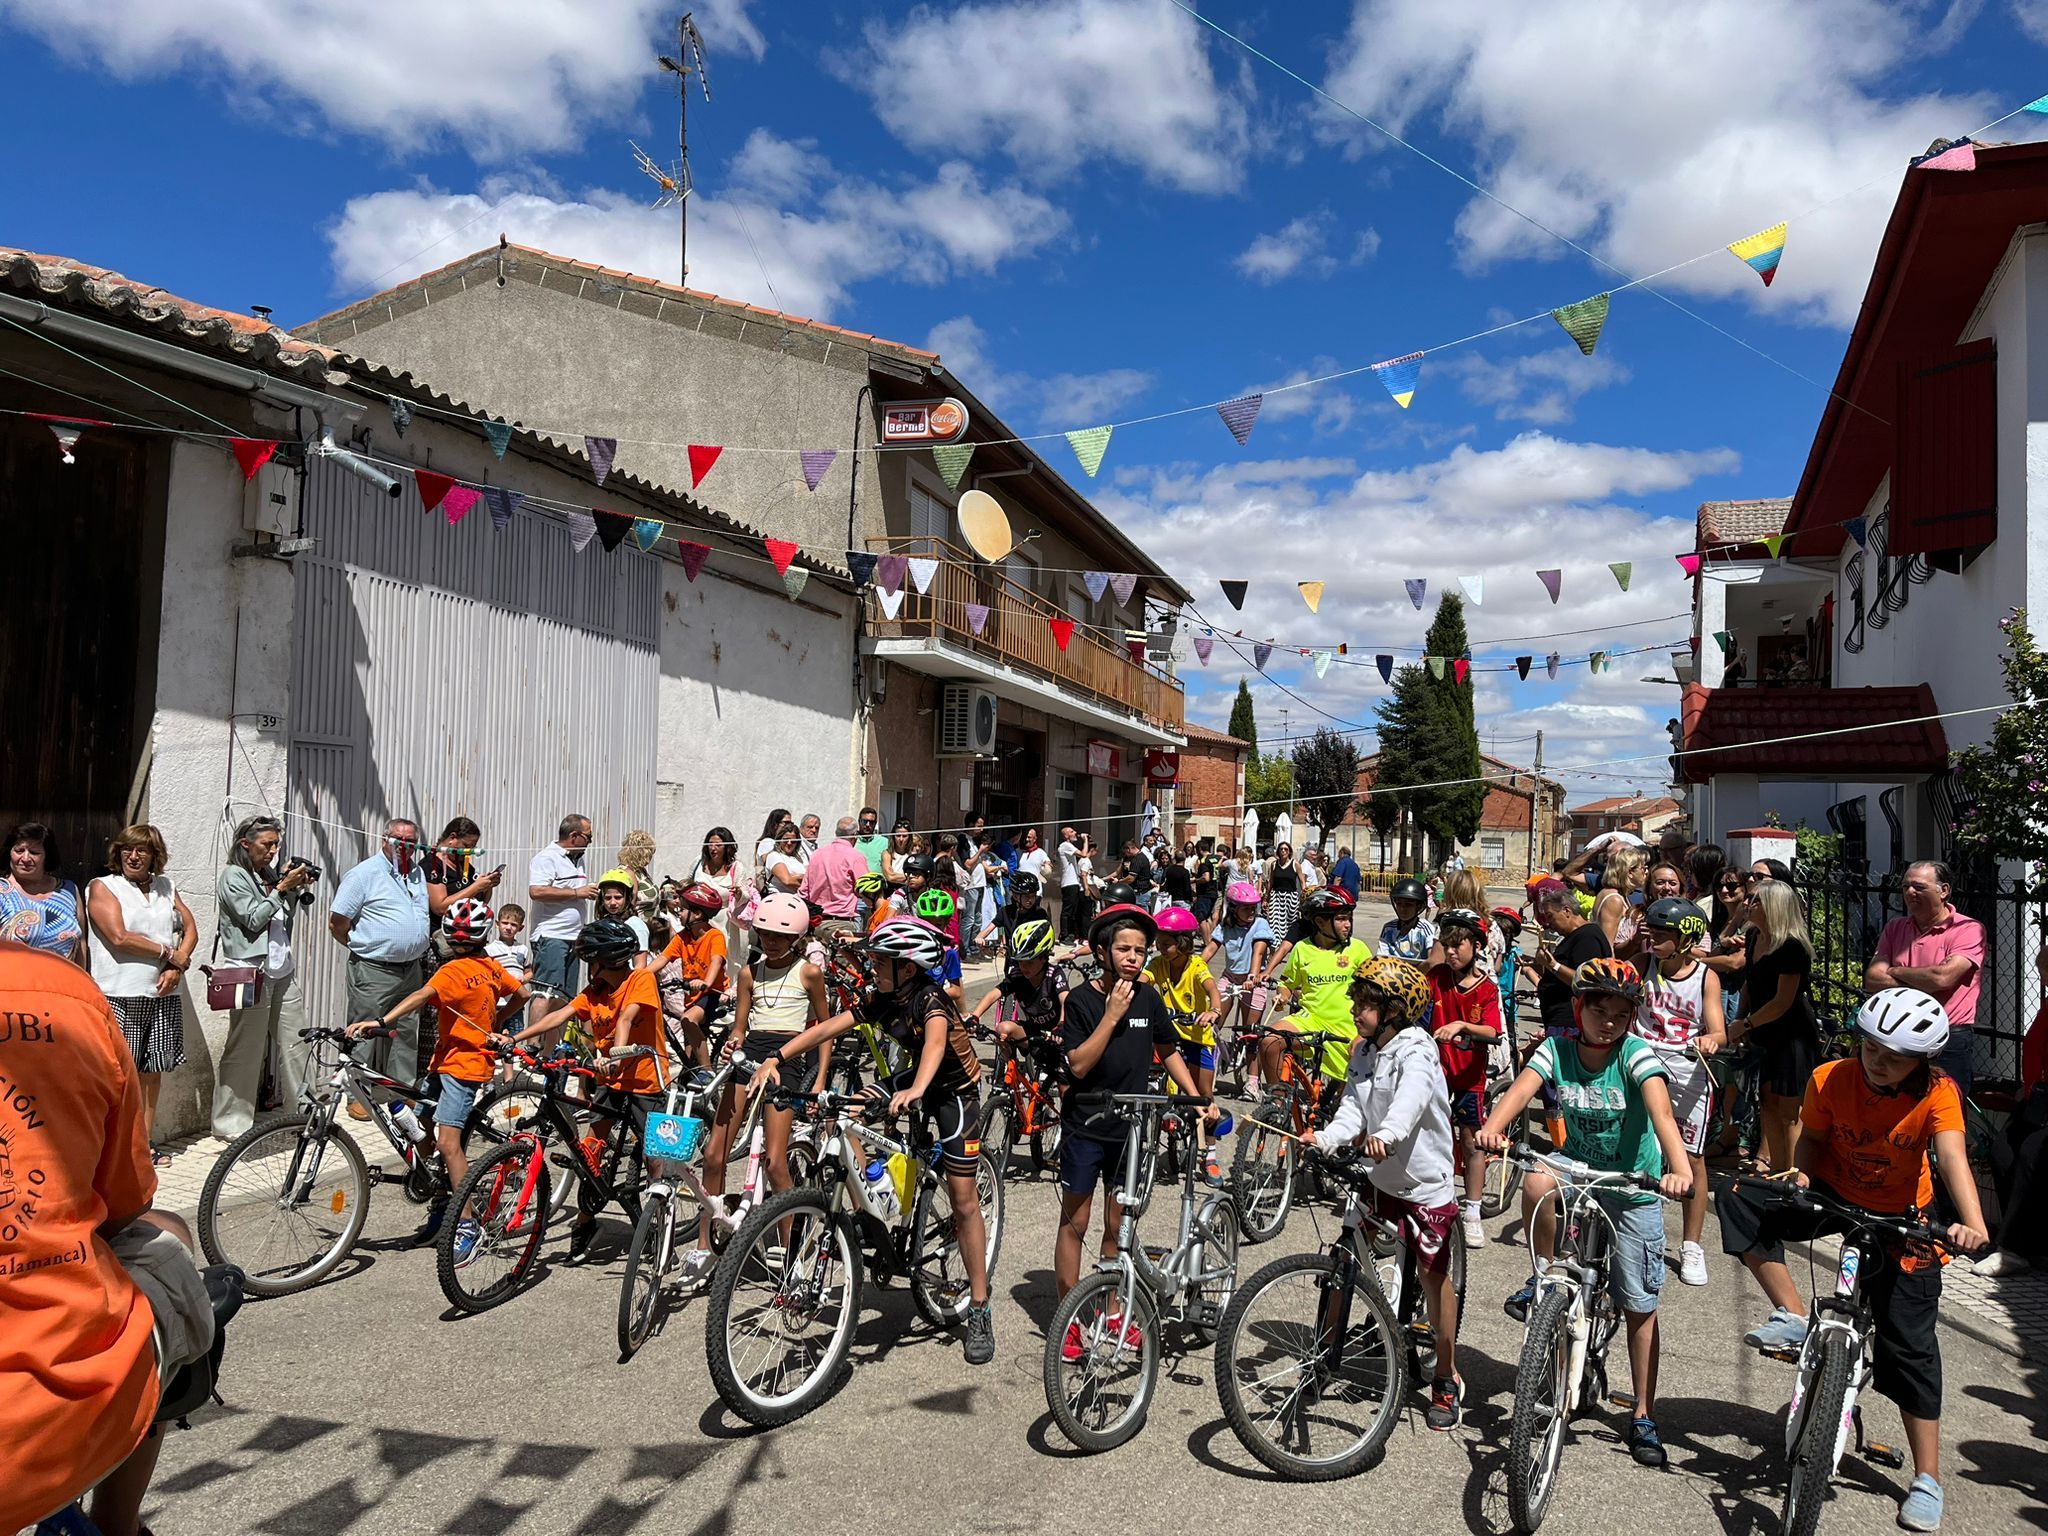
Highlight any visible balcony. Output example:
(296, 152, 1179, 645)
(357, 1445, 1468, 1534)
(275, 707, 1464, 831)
(862, 536, 1185, 740)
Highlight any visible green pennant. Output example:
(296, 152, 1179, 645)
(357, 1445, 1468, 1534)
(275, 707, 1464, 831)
(1714, 630, 1734, 654)
(931, 442, 973, 490)
(1552, 293, 1611, 356)
(1762, 534, 1786, 559)
(1426, 655, 1446, 680)
(1608, 561, 1632, 591)
(1066, 425, 1113, 479)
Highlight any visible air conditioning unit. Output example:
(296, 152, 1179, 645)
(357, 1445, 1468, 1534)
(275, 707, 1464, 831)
(937, 682, 998, 757)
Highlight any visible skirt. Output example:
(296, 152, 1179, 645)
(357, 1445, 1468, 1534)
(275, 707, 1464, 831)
(111, 993, 187, 1075)
(1265, 890, 1300, 941)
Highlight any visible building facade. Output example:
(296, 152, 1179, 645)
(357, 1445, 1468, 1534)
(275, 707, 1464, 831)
(1172, 723, 1252, 849)
(1341, 753, 1566, 886)
(1566, 795, 1686, 855)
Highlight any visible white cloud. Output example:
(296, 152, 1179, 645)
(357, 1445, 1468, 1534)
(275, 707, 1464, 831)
(690, 0, 767, 60)
(2013, 0, 2048, 41)
(1234, 211, 1380, 284)
(849, 0, 1253, 192)
(1318, 0, 2034, 325)
(924, 316, 1152, 429)
(325, 132, 1068, 320)
(1453, 346, 1631, 425)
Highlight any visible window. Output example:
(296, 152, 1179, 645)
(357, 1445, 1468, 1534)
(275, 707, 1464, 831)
(1055, 772, 1078, 826)
(1480, 836, 1507, 871)
(909, 485, 952, 553)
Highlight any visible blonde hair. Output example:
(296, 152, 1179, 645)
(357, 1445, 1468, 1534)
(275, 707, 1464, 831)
(1749, 879, 1812, 959)
(618, 829, 656, 872)
(107, 822, 168, 875)
(1443, 869, 1486, 911)
(1600, 844, 1647, 894)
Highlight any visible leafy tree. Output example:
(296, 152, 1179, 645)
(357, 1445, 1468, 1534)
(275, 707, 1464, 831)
(1228, 679, 1258, 757)
(1374, 594, 1485, 865)
(1372, 664, 1428, 868)
(1245, 752, 1295, 822)
(1292, 727, 1362, 839)
(1951, 607, 2048, 881)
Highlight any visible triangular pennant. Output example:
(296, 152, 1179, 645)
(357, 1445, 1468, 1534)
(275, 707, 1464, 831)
(1371, 352, 1423, 409)
(1537, 568, 1562, 604)
(1608, 561, 1632, 591)
(1515, 656, 1532, 680)
(1127, 637, 1147, 665)
(442, 487, 480, 526)
(676, 540, 711, 582)
(230, 438, 278, 481)
(1405, 578, 1426, 609)
(630, 518, 663, 552)
(1110, 573, 1137, 605)
(1546, 653, 1560, 680)
(1551, 293, 1611, 356)
(1728, 223, 1787, 287)
(908, 557, 938, 594)
(800, 448, 838, 491)
(2026, 94, 2048, 114)
(388, 396, 412, 437)
(1299, 581, 1325, 613)
(482, 486, 522, 532)
(964, 602, 990, 636)
(1845, 517, 1867, 548)
(876, 554, 907, 594)
(414, 469, 455, 513)
(1065, 425, 1112, 478)
(1219, 579, 1248, 611)
(1313, 650, 1333, 678)
(1084, 571, 1111, 603)
(1714, 630, 1734, 654)
(585, 436, 617, 485)
(1049, 617, 1076, 652)
(1426, 656, 1445, 680)
(1590, 650, 1607, 674)
(783, 567, 809, 600)
(1337, 643, 1348, 655)
(594, 509, 633, 552)
(1216, 393, 1263, 445)
(482, 420, 512, 459)
(764, 538, 801, 576)
(46, 422, 84, 462)
(688, 444, 722, 489)
(1913, 140, 1977, 172)
(1253, 642, 1273, 672)
(877, 587, 905, 621)
(1454, 658, 1471, 685)
(1376, 654, 1394, 683)
(1458, 575, 1483, 606)
(1762, 534, 1785, 559)
(847, 550, 878, 585)
(1194, 636, 1214, 664)
(566, 509, 597, 553)
(1677, 553, 1702, 578)
(931, 442, 973, 490)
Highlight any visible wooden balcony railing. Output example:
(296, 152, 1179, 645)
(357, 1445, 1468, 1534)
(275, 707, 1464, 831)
(864, 537, 1185, 731)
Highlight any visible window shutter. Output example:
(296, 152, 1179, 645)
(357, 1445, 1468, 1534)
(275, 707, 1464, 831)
(1891, 339, 1995, 556)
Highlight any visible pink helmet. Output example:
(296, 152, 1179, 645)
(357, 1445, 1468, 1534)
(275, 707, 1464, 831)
(752, 892, 809, 936)
(1155, 904, 1200, 936)
(1225, 880, 1260, 907)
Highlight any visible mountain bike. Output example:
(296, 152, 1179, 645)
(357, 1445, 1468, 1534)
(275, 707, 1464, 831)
(1229, 1024, 1342, 1242)
(1213, 980, 1269, 1099)
(1213, 1145, 1467, 1480)
(972, 1015, 1066, 1180)
(1043, 1092, 1240, 1453)
(703, 1086, 1004, 1427)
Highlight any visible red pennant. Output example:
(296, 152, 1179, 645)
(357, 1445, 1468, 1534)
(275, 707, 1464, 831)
(230, 438, 278, 481)
(688, 444, 722, 488)
(1453, 658, 1471, 685)
(764, 538, 800, 576)
(676, 541, 711, 581)
(1127, 638, 1147, 665)
(1049, 618, 1076, 652)
(415, 468, 456, 513)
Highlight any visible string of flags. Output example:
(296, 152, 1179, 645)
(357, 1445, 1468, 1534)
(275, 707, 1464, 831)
(1205, 632, 1668, 685)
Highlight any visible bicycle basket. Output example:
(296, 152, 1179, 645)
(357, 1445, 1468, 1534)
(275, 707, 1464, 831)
(643, 1112, 708, 1165)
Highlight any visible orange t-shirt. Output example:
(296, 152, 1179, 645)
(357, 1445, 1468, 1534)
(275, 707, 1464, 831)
(660, 926, 727, 984)
(0, 942, 159, 1533)
(1802, 1056, 1964, 1215)
(427, 954, 523, 1083)
(571, 966, 669, 1095)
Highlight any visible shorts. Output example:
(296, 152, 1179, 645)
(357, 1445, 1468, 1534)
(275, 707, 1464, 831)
(1193, 893, 1217, 922)
(111, 994, 186, 1075)
(1596, 1191, 1667, 1316)
(529, 936, 580, 1001)
(1448, 1088, 1486, 1130)
(742, 1031, 818, 1092)
(434, 1073, 487, 1131)
(1366, 1185, 1459, 1275)
(1176, 1035, 1217, 1072)
(1225, 974, 1270, 1013)
(1060, 1130, 1133, 1196)
(1661, 1060, 1715, 1157)
(865, 1083, 982, 1177)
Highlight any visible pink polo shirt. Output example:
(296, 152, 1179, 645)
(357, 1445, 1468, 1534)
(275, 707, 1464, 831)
(1875, 910, 1985, 1028)
(798, 839, 867, 920)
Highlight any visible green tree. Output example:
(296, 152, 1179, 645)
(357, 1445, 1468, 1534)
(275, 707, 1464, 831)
(1292, 727, 1362, 839)
(1245, 752, 1295, 821)
(1228, 679, 1258, 757)
(1951, 607, 2048, 881)
(1372, 663, 1428, 868)
(1375, 595, 1485, 865)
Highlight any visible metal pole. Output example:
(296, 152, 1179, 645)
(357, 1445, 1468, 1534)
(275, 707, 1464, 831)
(677, 16, 688, 283)
(1530, 729, 1545, 880)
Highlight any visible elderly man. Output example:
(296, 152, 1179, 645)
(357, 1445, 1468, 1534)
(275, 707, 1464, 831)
(1868, 860, 1987, 1094)
(1331, 845, 1362, 901)
(527, 813, 598, 1005)
(801, 816, 869, 940)
(330, 819, 431, 1108)
(799, 813, 823, 858)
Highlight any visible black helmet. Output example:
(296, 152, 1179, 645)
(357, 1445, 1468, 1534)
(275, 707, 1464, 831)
(1101, 881, 1137, 908)
(1011, 871, 1041, 897)
(577, 918, 641, 968)
(901, 853, 935, 879)
(1644, 897, 1708, 946)
(1391, 878, 1428, 905)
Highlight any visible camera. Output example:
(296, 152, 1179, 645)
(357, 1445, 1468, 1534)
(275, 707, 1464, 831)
(279, 856, 321, 905)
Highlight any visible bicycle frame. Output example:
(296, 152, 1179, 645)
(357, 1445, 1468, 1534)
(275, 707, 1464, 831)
(1095, 1096, 1235, 1330)
(1517, 1151, 1634, 1412)
(491, 1061, 650, 1228)
(275, 1032, 436, 1206)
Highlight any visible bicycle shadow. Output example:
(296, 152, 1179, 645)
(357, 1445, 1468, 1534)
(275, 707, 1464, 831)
(1955, 1383, 2048, 1525)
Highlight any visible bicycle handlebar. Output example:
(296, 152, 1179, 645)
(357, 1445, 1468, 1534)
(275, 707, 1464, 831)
(1507, 1143, 1674, 1198)
(1732, 1177, 1954, 1251)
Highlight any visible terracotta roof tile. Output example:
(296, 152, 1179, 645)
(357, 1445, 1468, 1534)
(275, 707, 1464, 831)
(1678, 684, 1947, 784)
(1698, 498, 1793, 546)
(1181, 722, 1252, 749)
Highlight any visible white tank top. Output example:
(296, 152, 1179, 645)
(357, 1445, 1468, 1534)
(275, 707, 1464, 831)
(746, 954, 812, 1037)
(87, 874, 180, 998)
(1637, 960, 1708, 1049)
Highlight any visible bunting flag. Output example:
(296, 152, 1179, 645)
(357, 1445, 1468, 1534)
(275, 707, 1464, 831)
(1084, 570, 1111, 603)
(483, 420, 512, 459)
(1337, 642, 1349, 655)
(1405, 578, 1427, 609)
(46, 421, 85, 462)
(1216, 393, 1263, 445)
(1376, 654, 1395, 683)
(847, 550, 878, 585)
(1066, 425, 1113, 478)
(783, 567, 809, 600)
(1714, 630, 1734, 654)
(1762, 533, 1786, 559)
(1253, 641, 1273, 671)
(931, 442, 973, 490)
(1546, 652, 1560, 680)
(1608, 561, 1633, 591)
(1426, 656, 1446, 680)
(1914, 140, 1977, 172)
(1313, 649, 1333, 678)
(230, 438, 278, 481)
(800, 448, 838, 491)
(1551, 292, 1611, 356)
(688, 444, 722, 489)
(676, 540, 711, 582)
(764, 538, 801, 577)
(1299, 580, 1325, 613)
(1110, 572, 1137, 605)
(1458, 575, 1483, 606)
(1454, 658, 1471, 685)
(566, 509, 598, 553)
(2026, 94, 2048, 113)
(585, 436, 617, 485)
(1194, 635, 1214, 664)
(1371, 352, 1422, 409)
(877, 587, 905, 621)
(630, 518, 663, 552)
(877, 555, 908, 594)
(388, 396, 412, 437)
(1845, 517, 1868, 548)
(1126, 637, 1147, 665)
(442, 487, 480, 526)
(908, 556, 938, 594)
(1515, 656, 1533, 680)
(1049, 617, 1076, 651)
(594, 510, 632, 552)
(483, 486, 522, 532)
(964, 601, 990, 636)
(1728, 223, 1788, 287)
(1677, 552, 1702, 578)
(1537, 568, 1562, 604)
(1590, 650, 1608, 674)
(415, 468, 456, 514)
(1220, 579, 1248, 610)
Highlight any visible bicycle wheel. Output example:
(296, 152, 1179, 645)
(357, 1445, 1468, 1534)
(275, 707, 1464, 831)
(1232, 1106, 1296, 1243)
(1479, 1142, 1524, 1220)
(1190, 1197, 1240, 1345)
(909, 1155, 1005, 1327)
(1507, 1287, 1574, 1534)
(704, 1188, 863, 1428)
(981, 1096, 1015, 1183)
(1044, 1269, 1161, 1453)
(1030, 1098, 1063, 1175)
(1214, 1249, 1405, 1481)
(1782, 1329, 1856, 1536)
(617, 1187, 676, 1359)
(198, 1113, 370, 1297)
(438, 1140, 551, 1314)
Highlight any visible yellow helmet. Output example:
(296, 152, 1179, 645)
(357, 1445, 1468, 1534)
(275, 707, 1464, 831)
(597, 867, 637, 891)
(1349, 955, 1430, 1027)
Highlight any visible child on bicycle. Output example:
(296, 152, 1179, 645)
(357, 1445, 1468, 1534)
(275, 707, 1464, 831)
(1380, 878, 1442, 966)
(1148, 904, 1225, 1181)
(1303, 955, 1465, 1429)
(1477, 957, 1693, 1470)
(1717, 988, 1988, 1533)
(911, 888, 966, 1005)
(969, 915, 1065, 1056)
(1260, 887, 1369, 1096)
(1636, 898, 1726, 1289)
(1427, 908, 1502, 1252)
(596, 868, 652, 960)
(1204, 880, 1277, 1087)
(657, 880, 729, 1067)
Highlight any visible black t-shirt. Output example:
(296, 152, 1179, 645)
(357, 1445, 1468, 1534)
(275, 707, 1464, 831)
(1160, 860, 1194, 902)
(998, 966, 1067, 1035)
(988, 897, 1047, 957)
(1126, 850, 1154, 893)
(1061, 979, 1178, 1141)
(860, 980, 980, 1094)
(1535, 922, 1613, 1033)
(1737, 937, 1817, 1041)
(1193, 855, 1220, 896)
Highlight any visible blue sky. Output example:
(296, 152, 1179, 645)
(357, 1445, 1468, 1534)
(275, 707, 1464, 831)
(4, 0, 2042, 799)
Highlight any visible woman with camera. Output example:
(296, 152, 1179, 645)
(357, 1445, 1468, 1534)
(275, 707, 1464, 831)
(210, 814, 319, 1139)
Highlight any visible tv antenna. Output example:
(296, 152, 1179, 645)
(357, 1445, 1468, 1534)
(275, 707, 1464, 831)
(652, 12, 710, 285)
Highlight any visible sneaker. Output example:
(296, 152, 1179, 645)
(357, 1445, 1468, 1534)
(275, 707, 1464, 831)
(1628, 1416, 1667, 1469)
(412, 1198, 449, 1248)
(1426, 1375, 1465, 1432)
(678, 1248, 715, 1290)
(565, 1220, 598, 1266)
(1679, 1241, 1710, 1287)
(1898, 1474, 1944, 1532)
(345, 1100, 373, 1122)
(1744, 1308, 1810, 1352)
(1504, 1279, 1536, 1324)
(1460, 1205, 1488, 1251)
(1062, 1320, 1084, 1362)
(963, 1302, 996, 1366)
(452, 1219, 484, 1268)
(1203, 1152, 1225, 1186)
(1972, 1249, 2031, 1278)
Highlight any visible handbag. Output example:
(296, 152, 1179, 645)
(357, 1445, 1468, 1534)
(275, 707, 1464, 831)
(200, 931, 265, 1011)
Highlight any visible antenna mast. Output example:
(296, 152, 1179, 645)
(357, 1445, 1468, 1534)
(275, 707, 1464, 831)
(651, 12, 710, 285)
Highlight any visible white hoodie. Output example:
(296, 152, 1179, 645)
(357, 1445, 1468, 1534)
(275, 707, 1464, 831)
(1312, 1026, 1457, 1207)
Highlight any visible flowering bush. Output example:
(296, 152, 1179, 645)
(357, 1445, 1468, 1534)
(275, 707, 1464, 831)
(1949, 607, 2048, 879)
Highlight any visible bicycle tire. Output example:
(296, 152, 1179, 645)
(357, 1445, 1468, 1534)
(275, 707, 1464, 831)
(1214, 1249, 1404, 1481)
(438, 1140, 551, 1314)
(981, 1097, 1015, 1183)
(1191, 1197, 1240, 1345)
(1043, 1268, 1160, 1453)
(197, 1113, 371, 1297)
(617, 1188, 674, 1359)
(909, 1154, 1005, 1327)
(1030, 1113, 1063, 1176)
(704, 1188, 863, 1428)
(1508, 1287, 1574, 1534)
(1782, 1329, 1856, 1536)
(1232, 1108, 1296, 1243)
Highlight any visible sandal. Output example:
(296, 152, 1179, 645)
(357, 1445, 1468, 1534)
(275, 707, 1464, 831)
(151, 1147, 176, 1168)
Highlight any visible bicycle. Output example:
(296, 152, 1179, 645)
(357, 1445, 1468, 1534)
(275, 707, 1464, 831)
(703, 1086, 1004, 1427)
(1501, 1145, 1678, 1534)
(1042, 1091, 1240, 1453)
(1213, 1145, 1467, 1480)
(1212, 980, 1269, 1099)
(1229, 1023, 1343, 1243)
(972, 1013, 1066, 1180)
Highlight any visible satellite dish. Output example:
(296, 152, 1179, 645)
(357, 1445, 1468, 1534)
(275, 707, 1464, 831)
(958, 489, 1013, 562)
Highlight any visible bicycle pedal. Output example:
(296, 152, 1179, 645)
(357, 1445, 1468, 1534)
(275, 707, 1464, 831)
(1757, 1346, 1802, 1364)
(1608, 1392, 1637, 1411)
(1862, 1442, 1906, 1470)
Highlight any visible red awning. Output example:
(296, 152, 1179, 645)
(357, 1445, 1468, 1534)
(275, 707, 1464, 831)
(1679, 683, 1947, 784)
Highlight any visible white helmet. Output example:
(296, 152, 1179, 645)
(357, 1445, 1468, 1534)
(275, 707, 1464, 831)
(1854, 987, 1951, 1059)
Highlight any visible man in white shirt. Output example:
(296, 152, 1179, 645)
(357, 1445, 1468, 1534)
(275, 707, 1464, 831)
(527, 813, 598, 1001)
(1055, 825, 1083, 942)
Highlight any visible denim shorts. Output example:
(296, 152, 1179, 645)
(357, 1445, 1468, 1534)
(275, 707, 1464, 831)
(1596, 1190, 1667, 1316)
(530, 936, 580, 1001)
(435, 1073, 487, 1131)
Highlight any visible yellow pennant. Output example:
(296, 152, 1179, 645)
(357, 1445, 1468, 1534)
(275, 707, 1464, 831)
(1299, 581, 1325, 613)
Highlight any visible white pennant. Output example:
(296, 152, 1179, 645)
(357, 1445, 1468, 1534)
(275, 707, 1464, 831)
(908, 556, 939, 595)
(877, 587, 905, 620)
(1313, 650, 1333, 678)
(1459, 575, 1484, 606)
